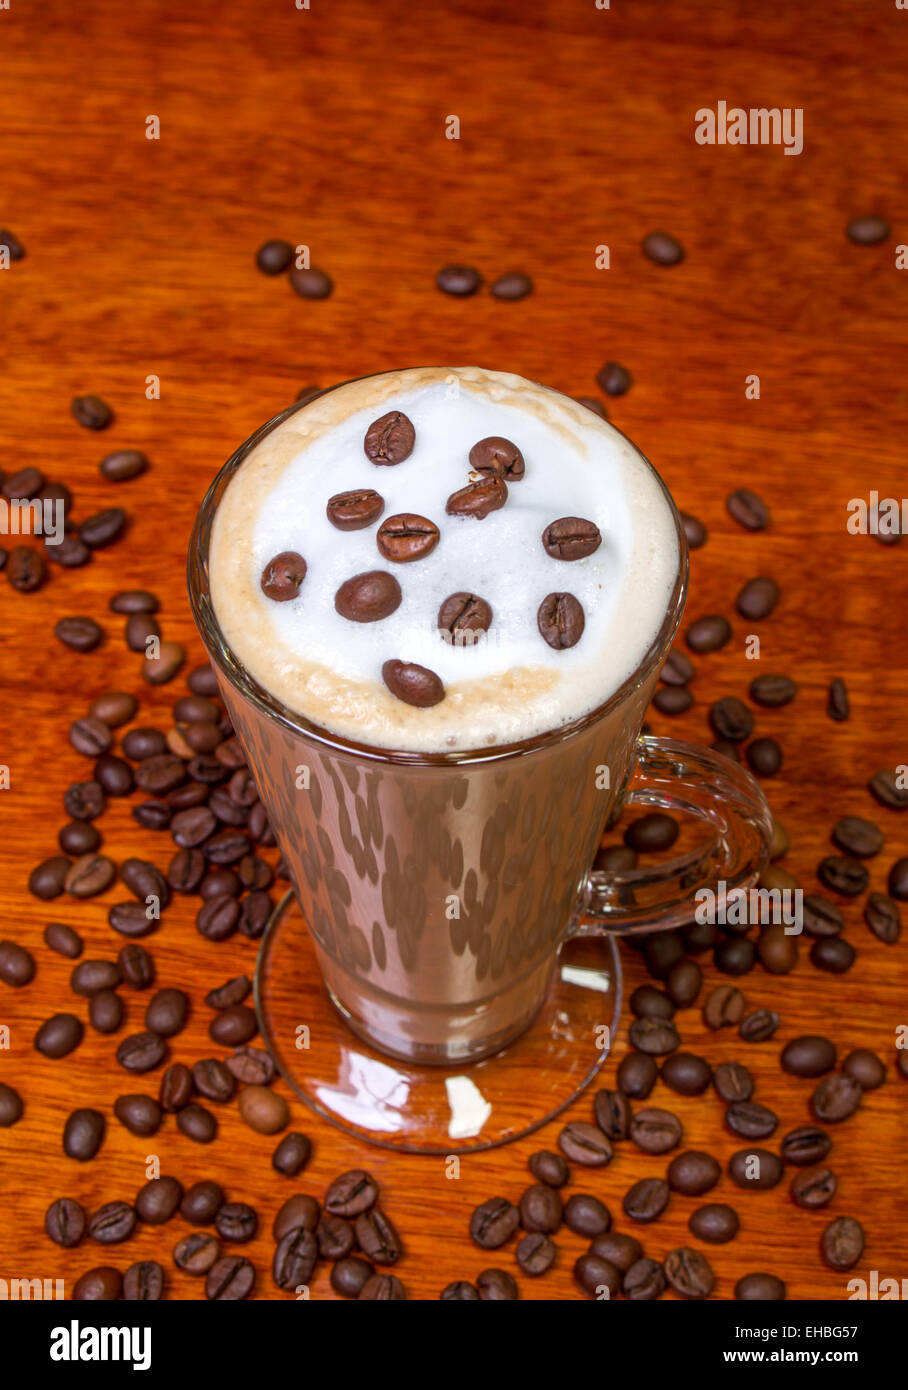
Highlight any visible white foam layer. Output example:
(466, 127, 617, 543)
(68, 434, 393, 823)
(209, 367, 680, 751)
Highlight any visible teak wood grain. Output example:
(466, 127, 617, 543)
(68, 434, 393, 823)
(0, 0, 906, 1301)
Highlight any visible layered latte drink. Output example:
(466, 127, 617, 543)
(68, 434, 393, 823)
(209, 367, 679, 753)
(201, 368, 684, 1063)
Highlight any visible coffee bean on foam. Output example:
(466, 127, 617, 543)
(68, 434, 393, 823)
(210, 367, 680, 751)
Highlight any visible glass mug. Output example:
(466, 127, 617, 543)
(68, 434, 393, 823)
(189, 375, 773, 1069)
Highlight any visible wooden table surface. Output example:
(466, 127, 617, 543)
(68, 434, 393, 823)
(1, 0, 906, 1302)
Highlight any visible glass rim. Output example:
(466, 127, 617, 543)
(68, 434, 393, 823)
(187, 369, 690, 767)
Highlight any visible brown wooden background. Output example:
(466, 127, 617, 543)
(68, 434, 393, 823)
(1, 0, 906, 1301)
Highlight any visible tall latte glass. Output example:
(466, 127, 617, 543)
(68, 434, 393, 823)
(189, 368, 771, 1073)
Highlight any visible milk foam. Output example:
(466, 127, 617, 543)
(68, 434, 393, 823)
(209, 367, 681, 751)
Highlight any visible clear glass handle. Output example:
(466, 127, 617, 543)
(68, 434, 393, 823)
(575, 735, 774, 937)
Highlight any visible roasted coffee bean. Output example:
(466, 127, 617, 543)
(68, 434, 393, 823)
(817, 855, 868, 896)
(739, 1008, 781, 1043)
(238, 1084, 288, 1134)
(436, 264, 482, 296)
(644, 931, 685, 979)
(121, 858, 168, 905)
(130, 795, 170, 828)
(144, 640, 187, 686)
(469, 1196, 519, 1248)
(664, 1247, 714, 1299)
(317, 1214, 355, 1259)
(865, 892, 901, 943)
(205, 1256, 255, 1301)
(363, 409, 416, 465)
(653, 686, 694, 714)
(359, 1274, 406, 1300)
(528, 1150, 569, 1187)
(746, 737, 782, 776)
(2, 465, 43, 498)
(180, 1181, 225, 1225)
(574, 1253, 620, 1299)
(889, 857, 908, 900)
(847, 214, 889, 245)
(332, 1255, 376, 1297)
(116, 1031, 166, 1072)
(197, 894, 241, 940)
(70, 715, 112, 756)
(869, 769, 908, 811)
(113, 1094, 162, 1136)
(690, 1203, 739, 1243)
(668, 1150, 721, 1196)
(58, 820, 101, 857)
(205, 975, 251, 1010)
(726, 1100, 778, 1140)
(617, 1051, 658, 1099)
(802, 894, 844, 938)
(169, 848, 207, 894)
(563, 1193, 610, 1238)
(593, 1088, 631, 1140)
(713, 1061, 753, 1103)
(172, 1233, 224, 1289)
(111, 589, 160, 614)
(94, 754, 135, 797)
(735, 1272, 786, 1300)
(171, 806, 217, 847)
(478, 1267, 519, 1300)
(256, 238, 293, 274)
(843, 1047, 886, 1090)
(72, 395, 112, 430)
(0, 1083, 20, 1127)
(136, 753, 186, 795)
(0, 228, 25, 261)
(238, 854, 272, 890)
(73, 1267, 123, 1301)
(585, 1234, 640, 1277)
(681, 512, 707, 549)
(623, 1257, 666, 1300)
(89, 690, 137, 728)
(29, 855, 73, 899)
(226, 1046, 274, 1085)
(631, 1107, 682, 1154)
(519, 1184, 563, 1234)
(8, 543, 48, 591)
(259, 550, 308, 602)
(88, 991, 122, 1033)
(468, 435, 525, 481)
(46, 1197, 86, 1247)
(557, 1121, 613, 1167)
(124, 1261, 164, 1301)
(335, 570, 402, 622)
(623, 1177, 670, 1223)
(827, 677, 850, 721)
(446, 475, 508, 520)
(355, 1207, 402, 1264)
(640, 228, 685, 265)
(661, 1053, 712, 1096)
(135, 1176, 183, 1225)
(660, 648, 695, 685)
(209, 1003, 257, 1045)
(595, 844, 637, 875)
(781, 1035, 837, 1077)
(44, 921, 84, 958)
(204, 828, 250, 864)
(709, 697, 754, 742)
(727, 488, 769, 530)
(79, 507, 126, 549)
(438, 591, 493, 640)
(177, 1104, 217, 1143)
(289, 265, 332, 298)
(750, 673, 797, 708)
(325, 1169, 379, 1218)
(118, 944, 154, 988)
(64, 782, 106, 821)
(666, 959, 702, 1007)
(125, 612, 160, 652)
(728, 1148, 783, 1189)
(273, 1132, 311, 1176)
(756, 926, 797, 975)
(821, 1216, 864, 1270)
(35, 1012, 83, 1058)
(376, 514, 440, 561)
(0, 939, 35, 987)
(781, 1125, 831, 1166)
(63, 1108, 105, 1161)
(631, 984, 675, 1020)
(491, 270, 533, 300)
(628, 1017, 679, 1056)
(703, 983, 746, 1029)
(123, 728, 167, 761)
(812, 1073, 862, 1122)
(100, 449, 147, 482)
(596, 361, 632, 396)
(791, 1165, 837, 1210)
(516, 1233, 556, 1276)
(326, 488, 384, 531)
(832, 815, 883, 858)
(736, 576, 779, 620)
(541, 516, 601, 561)
(686, 614, 732, 652)
(215, 1202, 257, 1244)
(107, 902, 155, 938)
(537, 591, 585, 649)
(810, 937, 856, 973)
(382, 659, 445, 707)
(239, 891, 272, 938)
(144, 988, 187, 1037)
(191, 1058, 235, 1104)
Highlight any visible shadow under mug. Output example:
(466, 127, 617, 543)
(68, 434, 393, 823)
(188, 379, 773, 1070)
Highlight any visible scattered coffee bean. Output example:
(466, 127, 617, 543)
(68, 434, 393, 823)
(727, 488, 770, 531)
(686, 614, 732, 653)
(865, 892, 901, 943)
(63, 1107, 105, 1161)
(869, 769, 908, 811)
(617, 1051, 658, 1098)
(736, 1272, 786, 1300)
(821, 1216, 864, 1270)
(726, 1100, 778, 1140)
(181, 1181, 225, 1225)
(256, 239, 293, 274)
(791, 1166, 837, 1210)
(35, 1012, 83, 1058)
(781, 1125, 831, 1166)
(0, 939, 36, 987)
(746, 737, 783, 776)
(661, 1053, 712, 1096)
(728, 1148, 783, 1189)
(519, 1184, 563, 1233)
(436, 265, 482, 296)
(736, 577, 779, 620)
(73, 1267, 123, 1300)
(335, 570, 402, 622)
(563, 1193, 610, 1237)
(667, 1150, 721, 1196)
(289, 266, 332, 299)
(818, 855, 869, 896)
(332, 1255, 376, 1296)
(205, 1255, 255, 1300)
(781, 1035, 837, 1077)
(0, 1084, 23, 1127)
(690, 1203, 739, 1243)
(113, 1094, 162, 1136)
(812, 1073, 862, 1122)
(703, 984, 745, 1029)
(382, 658, 445, 707)
(889, 857, 908, 901)
(116, 1031, 167, 1073)
(596, 361, 632, 396)
(623, 1177, 670, 1223)
(45, 1197, 86, 1247)
(714, 1061, 754, 1102)
(750, 673, 797, 707)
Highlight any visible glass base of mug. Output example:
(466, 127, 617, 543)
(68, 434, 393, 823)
(253, 891, 622, 1154)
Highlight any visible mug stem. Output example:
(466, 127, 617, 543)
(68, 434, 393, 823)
(575, 735, 774, 936)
